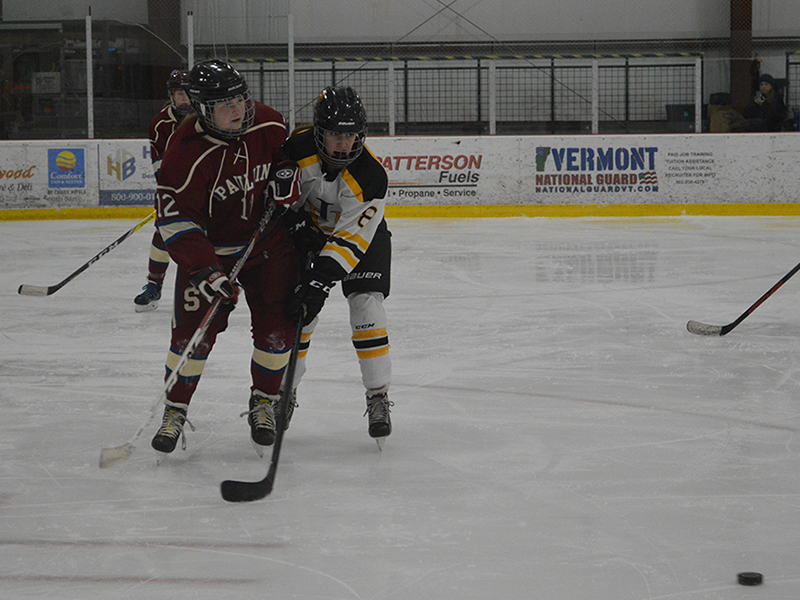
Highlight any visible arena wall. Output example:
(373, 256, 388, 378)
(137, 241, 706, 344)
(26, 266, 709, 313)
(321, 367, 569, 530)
(1, 134, 798, 220)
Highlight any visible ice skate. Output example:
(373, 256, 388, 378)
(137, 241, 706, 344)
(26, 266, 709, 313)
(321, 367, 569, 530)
(151, 402, 193, 459)
(134, 282, 162, 312)
(275, 388, 298, 431)
(242, 390, 277, 456)
(364, 388, 393, 450)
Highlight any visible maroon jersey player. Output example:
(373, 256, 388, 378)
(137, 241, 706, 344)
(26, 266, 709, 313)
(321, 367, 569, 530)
(133, 69, 192, 312)
(150, 59, 301, 458)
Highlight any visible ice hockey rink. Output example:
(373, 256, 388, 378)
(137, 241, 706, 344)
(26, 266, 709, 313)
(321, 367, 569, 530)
(2, 214, 800, 599)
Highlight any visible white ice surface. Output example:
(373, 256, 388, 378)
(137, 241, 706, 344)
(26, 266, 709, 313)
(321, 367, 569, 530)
(2, 216, 800, 599)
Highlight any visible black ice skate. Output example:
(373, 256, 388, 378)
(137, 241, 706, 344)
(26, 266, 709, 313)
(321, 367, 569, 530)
(365, 389, 393, 449)
(151, 402, 191, 454)
(243, 390, 278, 454)
(134, 282, 162, 313)
(275, 388, 298, 431)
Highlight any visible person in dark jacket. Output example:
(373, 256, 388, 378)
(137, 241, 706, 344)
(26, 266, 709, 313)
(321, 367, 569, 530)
(743, 74, 789, 132)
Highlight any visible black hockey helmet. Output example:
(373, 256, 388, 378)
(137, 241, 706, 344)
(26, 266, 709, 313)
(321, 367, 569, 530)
(166, 69, 191, 118)
(186, 59, 254, 140)
(167, 69, 190, 93)
(313, 86, 367, 170)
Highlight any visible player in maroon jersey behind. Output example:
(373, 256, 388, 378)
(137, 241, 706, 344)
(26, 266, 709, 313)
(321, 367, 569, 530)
(134, 69, 192, 312)
(150, 59, 302, 457)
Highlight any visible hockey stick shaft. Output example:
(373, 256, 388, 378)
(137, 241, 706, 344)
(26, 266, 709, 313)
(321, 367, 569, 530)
(97, 297, 223, 468)
(220, 306, 306, 502)
(99, 209, 273, 468)
(18, 211, 156, 296)
(687, 260, 800, 336)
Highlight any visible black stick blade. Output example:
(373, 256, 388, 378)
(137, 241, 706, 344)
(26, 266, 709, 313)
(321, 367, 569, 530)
(220, 469, 275, 503)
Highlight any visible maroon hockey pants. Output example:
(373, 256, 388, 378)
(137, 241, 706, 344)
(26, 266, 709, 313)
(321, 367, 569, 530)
(164, 227, 300, 406)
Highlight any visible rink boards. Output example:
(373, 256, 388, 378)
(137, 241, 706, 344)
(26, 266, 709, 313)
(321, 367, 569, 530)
(1, 133, 799, 218)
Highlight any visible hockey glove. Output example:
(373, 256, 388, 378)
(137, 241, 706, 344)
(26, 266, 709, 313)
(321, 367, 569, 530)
(219, 282, 241, 314)
(287, 269, 334, 324)
(282, 209, 327, 259)
(266, 160, 301, 207)
(190, 266, 237, 304)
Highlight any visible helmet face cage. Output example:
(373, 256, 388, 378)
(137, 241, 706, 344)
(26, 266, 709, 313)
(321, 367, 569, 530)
(195, 91, 255, 141)
(313, 86, 368, 170)
(187, 60, 255, 141)
(313, 127, 366, 171)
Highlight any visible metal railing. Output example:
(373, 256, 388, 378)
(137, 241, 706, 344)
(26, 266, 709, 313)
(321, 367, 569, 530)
(232, 55, 703, 136)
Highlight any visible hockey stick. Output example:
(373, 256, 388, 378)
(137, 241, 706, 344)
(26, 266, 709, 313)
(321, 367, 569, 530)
(99, 208, 274, 468)
(98, 296, 223, 468)
(18, 211, 156, 296)
(687, 260, 800, 336)
(220, 306, 306, 502)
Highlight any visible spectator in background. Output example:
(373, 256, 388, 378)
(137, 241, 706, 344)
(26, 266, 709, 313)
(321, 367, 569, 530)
(742, 74, 790, 132)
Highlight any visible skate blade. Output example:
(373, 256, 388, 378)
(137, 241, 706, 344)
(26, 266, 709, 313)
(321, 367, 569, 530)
(155, 451, 170, 465)
(250, 438, 267, 458)
(99, 443, 134, 468)
(375, 437, 386, 451)
(134, 302, 159, 313)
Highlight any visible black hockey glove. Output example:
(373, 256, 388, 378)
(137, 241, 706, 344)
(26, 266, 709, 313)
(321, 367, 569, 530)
(218, 282, 241, 314)
(283, 209, 327, 260)
(190, 266, 238, 308)
(287, 269, 334, 325)
(266, 160, 301, 208)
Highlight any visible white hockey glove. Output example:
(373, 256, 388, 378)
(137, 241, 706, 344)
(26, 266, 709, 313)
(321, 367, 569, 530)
(190, 266, 236, 304)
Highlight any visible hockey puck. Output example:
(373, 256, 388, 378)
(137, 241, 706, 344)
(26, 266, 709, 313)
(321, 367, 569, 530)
(737, 572, 763, 586)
